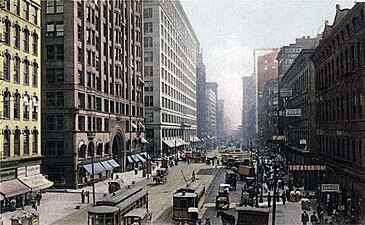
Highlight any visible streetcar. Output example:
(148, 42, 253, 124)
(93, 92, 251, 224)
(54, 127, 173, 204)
(172, 179, 205, 221)
(123, 208, 149, 225)
(88, 184, 148, 225)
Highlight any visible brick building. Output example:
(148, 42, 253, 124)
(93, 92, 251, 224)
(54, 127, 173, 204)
(257, 49, 278, 96)
(41, 0, 145, 188)
(310, 3, 365, 222)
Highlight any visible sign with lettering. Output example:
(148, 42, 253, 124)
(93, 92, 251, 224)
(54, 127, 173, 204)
(280, 87, 292, 97)
(288, 165, 326, 171)
(299, 139, 307, 145)
(285, 109, 302, 117)
(26, 165, 40, 176)
(321, 184, 340, 192)
(17, 167, 26, 178)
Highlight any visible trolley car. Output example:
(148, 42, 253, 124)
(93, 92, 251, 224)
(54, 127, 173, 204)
(88, 185, 148, 225)
(172, 179, 205, 221)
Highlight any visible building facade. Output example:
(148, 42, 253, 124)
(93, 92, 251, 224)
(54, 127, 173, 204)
(206, 82, 218, 144)
(310, 3, 365, 223)
(281, 49, 316, 190)
(196, 48, 207, 140)
(0, 0, 53, 205)
(143, 0, 199, 157)
(258, 79, 278, 144)
(41, 0, 145, 188)
(257, 49, 278, 96)
(216, 99, 225, 144)
(241, 75, 256, 143)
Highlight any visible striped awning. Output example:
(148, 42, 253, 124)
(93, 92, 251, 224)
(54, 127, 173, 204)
(18, 175, 53, 192)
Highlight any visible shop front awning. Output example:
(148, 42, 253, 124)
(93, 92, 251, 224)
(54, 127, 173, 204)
(107, 159, 120, 168)
(163, 140, 175, 148)
(127, 156, 134, 163)
(101, 161, 113, 171)
(179, 139, 188, 145)
(83, 162, 106, 175)
(135, 154, 146, 163)
(190, 136, 201, 143)
(18, 174, 53, 192)
(131, 154, 140, 162)
(0, 179, 31, 198)
(140, 152, 151, 160)
(140, 137, 149, 144)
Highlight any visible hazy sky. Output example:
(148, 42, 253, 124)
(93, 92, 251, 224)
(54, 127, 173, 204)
(180, 0, 355, 129)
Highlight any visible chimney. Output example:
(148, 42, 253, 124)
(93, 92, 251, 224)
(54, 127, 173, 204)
(336, 4, 340, 10)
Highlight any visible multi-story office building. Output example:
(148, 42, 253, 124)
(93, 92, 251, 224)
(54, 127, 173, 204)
(256, 49, 279, 96)
(310, 3, 365, 222)
(41, 0, 145, 188)
(281, 49, 316, 190)
(206, 82, 218, 142)
(0, 0, 53, 205)
(216, 99, 225, 144)
(241, 75, 256, 142)
(143, 0, 199, 157)
(258, 79, 278, 144)
(196, 48, 207, 140)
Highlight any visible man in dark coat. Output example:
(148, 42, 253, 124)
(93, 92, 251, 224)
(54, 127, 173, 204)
(301, 210, 309, 225)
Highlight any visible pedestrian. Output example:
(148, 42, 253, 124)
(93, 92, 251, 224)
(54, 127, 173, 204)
(86, 191, 90, 204)
(301, 210, 309, 225)
(81, 190, 85, 204)
(281, 191, 286, 205)
(192, 171, 196, 181)
(267, 192, 271, 208)
(310, 212, 318, 225)
(188, 158, 190, 165)
(318, 211, 324, 224)
(36, 193, 41, 206)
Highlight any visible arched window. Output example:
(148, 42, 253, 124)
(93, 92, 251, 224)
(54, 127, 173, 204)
(24, 29, 30, 52)
(23, 127, 30, 155)
(105, 142, 110, 155)
(23, 92, 30, 120)
(88, 142, 94, 158)
(32, 62, 38, 87)
(14, 127, 21, 155)
(32, 33, 38, 55)
(14, 24, 20, 48)
(13, 90, 20, 119)
(96, 142, 102, 156)
(14, 56, 20, 83)
(2, 88, 11, 119)
(3, 53, 10, 81)
(24, 59, 29, 85)
(4, 20, 10, 45)
(3, 126, 11, 158)
(78, 141, 86, 158)
(32, 94, 38, 120)
(32, 127, 38, 154)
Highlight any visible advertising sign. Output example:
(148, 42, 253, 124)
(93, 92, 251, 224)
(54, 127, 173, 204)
(321, 184, 340, 192)
(285, 109, 302, 117)
(280, 87, 292, 97)
(17, 167, 26, 178)
(27, 165, 40, 176)
(288, 165, 326, 171)
(299, 139, 307, 145)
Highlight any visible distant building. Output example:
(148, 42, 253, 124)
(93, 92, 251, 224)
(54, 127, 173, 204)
(41, 0, 144, 188)
(143, 0, 199, 157)
(206, 82, 218, 143)
(257, 49, 279, 96)
(241, 75, 256, 142)
(310, 3, 365, 223)
(258, 79, 278, 143)
(217, 99, 225, 143)
(0, 0, 54, 201)
(196, 49, 208, 141)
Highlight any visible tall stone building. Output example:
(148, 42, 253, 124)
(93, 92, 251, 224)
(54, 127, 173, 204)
(217, 99, 225, 144)
(241, 75, 256, 143)
(41, 0, 145, 188)
(256, 49, 279, 96)
(206, 82, 218, 143)
(310, 3, 365, 223)
(196, 48, 207, 141)
(143, 0, 199, 157)
(0, 0, 53, 203)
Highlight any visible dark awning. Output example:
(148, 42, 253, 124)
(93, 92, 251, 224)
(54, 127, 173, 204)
(101, 161, 113, 171)
(107, 159, 120, 168)
(0, 179, 31, 198)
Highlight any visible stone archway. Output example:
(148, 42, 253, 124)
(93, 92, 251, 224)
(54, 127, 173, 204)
(112, 132, 124, 172)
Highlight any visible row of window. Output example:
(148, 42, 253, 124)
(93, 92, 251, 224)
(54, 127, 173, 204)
(3, 0, 39, 25)
(2, 88, 39, 121)
(3, 20, 39, 55)
(2, 126, 39, 159)
(2, 53, 38, 87)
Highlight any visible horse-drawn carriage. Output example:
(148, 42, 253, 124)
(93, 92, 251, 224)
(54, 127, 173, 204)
(215, 184, 230, 210)
(152, 168, 168, 185)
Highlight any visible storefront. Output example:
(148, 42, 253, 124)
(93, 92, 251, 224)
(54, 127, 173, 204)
(80, 159, 120, 185)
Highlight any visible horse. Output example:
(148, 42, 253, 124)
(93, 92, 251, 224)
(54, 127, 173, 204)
(216, 210, 235, 225)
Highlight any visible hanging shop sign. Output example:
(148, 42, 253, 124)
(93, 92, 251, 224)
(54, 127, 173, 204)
(321, 184, 340, 192)
(288, 165, 326, 171)
(280, 87, 292, 98)
(285, 109, 302, 117)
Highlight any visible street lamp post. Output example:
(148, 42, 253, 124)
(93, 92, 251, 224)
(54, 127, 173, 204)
(87, 132, 96, 206)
